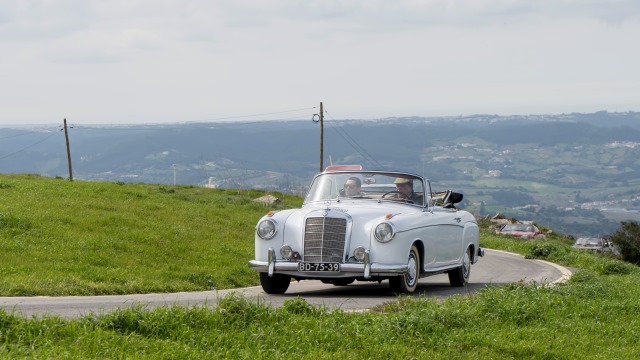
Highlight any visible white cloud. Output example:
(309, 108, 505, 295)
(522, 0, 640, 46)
(0, 0, 639, 124)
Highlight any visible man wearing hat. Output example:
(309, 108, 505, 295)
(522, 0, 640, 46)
(393, 177, 423, 205)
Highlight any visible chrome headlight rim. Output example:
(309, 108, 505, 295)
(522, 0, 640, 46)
(256, 218, 278, 240)
(374, 222, 396, 243)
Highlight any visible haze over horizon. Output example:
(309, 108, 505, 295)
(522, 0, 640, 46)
(1, 1, 639, 126)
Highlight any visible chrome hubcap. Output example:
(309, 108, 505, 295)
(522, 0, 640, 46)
(407, 254, 417, 285)
(462, 251, 470, 279)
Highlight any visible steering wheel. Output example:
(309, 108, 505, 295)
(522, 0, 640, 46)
(381, 191, 413, 203)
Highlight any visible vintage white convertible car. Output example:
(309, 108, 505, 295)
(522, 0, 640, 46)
(249, 166, 484, 294)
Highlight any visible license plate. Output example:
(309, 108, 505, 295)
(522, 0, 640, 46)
(298, 262, 340, 272)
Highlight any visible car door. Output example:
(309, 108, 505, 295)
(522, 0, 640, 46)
(420, 209, 464, 269)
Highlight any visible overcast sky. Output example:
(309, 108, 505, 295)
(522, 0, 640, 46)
(1, 0, 639, 125)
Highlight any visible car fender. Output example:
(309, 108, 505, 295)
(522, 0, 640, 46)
(254, 209, 298, 262)
(463, 220, 480, 264)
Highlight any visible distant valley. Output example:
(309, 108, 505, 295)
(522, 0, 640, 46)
(2, 111, 639, 238)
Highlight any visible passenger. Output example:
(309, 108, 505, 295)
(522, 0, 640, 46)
(394, 177, 423, 205)
(342, 177, 362, 197)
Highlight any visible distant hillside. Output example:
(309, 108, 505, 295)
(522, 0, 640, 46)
(2, 111, 639, 237)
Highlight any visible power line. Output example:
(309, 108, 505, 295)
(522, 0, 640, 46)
(65, 107, 317, 131)
(0, 126, 61, 140)
(324, 110, 386, 170)
(0, 129, 63, 161)
(0, 131, 43, 140)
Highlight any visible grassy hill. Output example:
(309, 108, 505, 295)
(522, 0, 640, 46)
(1, 174, 640, 358)
(0, 173, 301, 296)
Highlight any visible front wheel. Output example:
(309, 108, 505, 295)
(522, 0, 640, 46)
(448, 247, 471, 287)
(390, 244, 420, 294)
(259, 273, 291, 294)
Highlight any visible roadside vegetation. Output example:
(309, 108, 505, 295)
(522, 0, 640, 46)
(1, 174, 639, 358)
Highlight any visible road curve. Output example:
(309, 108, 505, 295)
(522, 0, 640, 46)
(0, 249, 571, 319)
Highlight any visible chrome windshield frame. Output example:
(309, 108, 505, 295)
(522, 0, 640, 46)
(303, 170, 428, 208)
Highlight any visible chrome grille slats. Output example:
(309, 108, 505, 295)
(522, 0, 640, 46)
(304, 217, 347, 263)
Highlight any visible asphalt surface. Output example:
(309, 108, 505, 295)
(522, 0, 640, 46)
(0, 249, 571, 318)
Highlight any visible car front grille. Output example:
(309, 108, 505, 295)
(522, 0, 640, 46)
(303, 217, 347, 263)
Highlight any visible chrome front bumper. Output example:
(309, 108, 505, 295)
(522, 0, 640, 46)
(249, 248, 408, 279)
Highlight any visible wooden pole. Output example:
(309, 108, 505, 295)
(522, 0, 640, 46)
(319, 102, 324, 172)
(63, 118, 73, 181)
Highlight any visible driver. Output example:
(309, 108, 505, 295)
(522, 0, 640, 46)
(394, 177, 423, 205)
(342, 177, 362, 197)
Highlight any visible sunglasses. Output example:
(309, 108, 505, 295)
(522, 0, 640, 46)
(344, 184, 359, 189)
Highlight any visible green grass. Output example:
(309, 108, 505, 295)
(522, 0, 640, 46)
(0, 174, 302, 296)
(1, 266, 639, 358)
(2, 174, 640, 358)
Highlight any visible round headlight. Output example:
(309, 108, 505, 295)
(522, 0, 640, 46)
(280, 245, 293, 259)
(353, 246, 366, 261)
(256, 219, 277, 240)
(374, 222, 396, 243)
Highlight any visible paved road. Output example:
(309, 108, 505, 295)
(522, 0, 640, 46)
(0, 249, 571, 319)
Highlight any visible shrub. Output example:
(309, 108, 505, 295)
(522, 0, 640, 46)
(609, 221, 640, 264)
(526, 242, 558, 259)
(600, 261, 634, 275)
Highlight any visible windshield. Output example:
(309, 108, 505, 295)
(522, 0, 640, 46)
(502, 224, 534, 232)
(305, 171, 426, 206)
(576, 238, 603, 246)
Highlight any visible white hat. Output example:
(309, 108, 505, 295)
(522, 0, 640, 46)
(394, 177, 412, 184)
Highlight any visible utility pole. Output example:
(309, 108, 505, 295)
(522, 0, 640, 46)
(63, 118, 73, 181)
(320, 102, 324, 172)
(172, 164, 177, 186)
(312, 102, 324, 172)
